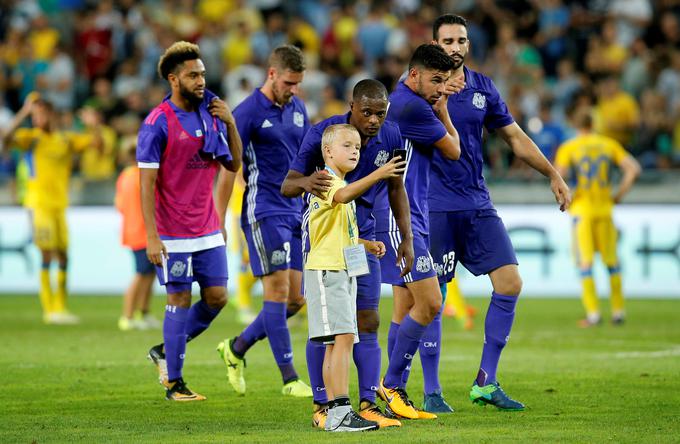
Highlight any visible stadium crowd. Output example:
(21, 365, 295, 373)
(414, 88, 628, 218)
(0, 0, 679, 204)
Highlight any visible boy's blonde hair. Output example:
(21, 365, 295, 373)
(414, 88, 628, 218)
(321, 124, 360, 159)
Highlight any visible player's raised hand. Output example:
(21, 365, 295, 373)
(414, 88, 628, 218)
(396, 236, 414, 277)
(444, 74, 465, 95)
(550, 173, 571, 212)
(365, 240, 386, 258)
(146, 237, 168, 266)
(303, 169, 333, 198)
(208, 97, 235, 125)
(376, 156, 407, 179)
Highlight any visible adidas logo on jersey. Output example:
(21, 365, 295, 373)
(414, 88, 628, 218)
(261, 119, 273, 128)
(186, 151, 211, 169)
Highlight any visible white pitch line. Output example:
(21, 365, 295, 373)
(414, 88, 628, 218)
(611, 346, 680, 359)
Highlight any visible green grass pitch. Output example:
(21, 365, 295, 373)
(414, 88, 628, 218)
(3, 295, 680, 443)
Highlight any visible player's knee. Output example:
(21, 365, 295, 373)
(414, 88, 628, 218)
(286, 298, 304, 315)
(202, 288, 227, 309)
(263, 271, 290, 302)
(357, 309, 379, 333)
(424, 299, 442, 322)
(497, 275, 522, 296)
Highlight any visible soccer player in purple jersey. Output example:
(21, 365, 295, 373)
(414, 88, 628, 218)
(215, 45, 313, 398)
(429, 15, 571, 410)
(374, 44, 461, 420)
(139, 42, 242, 401)
(281, 79, 413, 429)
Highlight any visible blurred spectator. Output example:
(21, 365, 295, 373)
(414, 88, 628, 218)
(585, 19, 628, 75)
(28, 14, 59, 62)
(197, 21, 225, 92)
(75, 8, 113, 80)
(112, 59, 147, 100)
(551, 58, 583, 124)
(656, 49, 680, 115)
(78, 106, 117, 203)
(11, 41, 48, 103)
(608, 0, 652, 47)
(357, 1, 393, 74)
(593, 75, 640, 147)
(43, 41, 75, 112)
(222, 18, 254, 70)
(527, 100, 565, 162)
(621, 38, 652, 99)
(534, 0, 570, 77)
(84, 77, 121, 122)
(251, 7, 287, 65)
(223, 64, 264, 108)
(635, 89, 674, 169)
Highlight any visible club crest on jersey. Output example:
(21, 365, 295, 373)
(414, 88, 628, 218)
(170, 261, 187, 277)
(415, 255, 432, 273)
(293, 112, 304, 127)
(271, 249, 287, 266)
(374, 150, 389, 167)
(433, 262, 444, 276)
(472, 92, 486, 109)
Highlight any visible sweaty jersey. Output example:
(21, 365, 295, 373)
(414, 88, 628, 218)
(12, 127, 91, 210)
(137, 99, 223, 252)
(374, 81, 447, 234)
(291, 112, 402, 243)
(305, 172, 358, 270)
(429, 66, 514, 212)
(555, 132, 630, 218)
(234, 88, 310, 225)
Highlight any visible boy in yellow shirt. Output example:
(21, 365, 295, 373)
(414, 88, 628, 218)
(555, 109, 641, 326)
(305, 124, 404, 432)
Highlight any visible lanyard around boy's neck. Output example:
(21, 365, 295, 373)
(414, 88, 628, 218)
(323, 165, 357, 243)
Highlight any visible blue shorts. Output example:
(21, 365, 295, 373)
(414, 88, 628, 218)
(243, 215, 303, 277)
(429, 209, 518, 283)
(356, 253, 381, 311)
(376, 230, 437, 287)
(133, 248, 155, 275)
(156, 245, 229, 294)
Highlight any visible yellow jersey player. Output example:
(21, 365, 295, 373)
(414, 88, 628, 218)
(1, 93, 101, 324)
(555, 109, 641, 327)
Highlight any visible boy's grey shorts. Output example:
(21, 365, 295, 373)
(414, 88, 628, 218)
(304, 269, 358, 344)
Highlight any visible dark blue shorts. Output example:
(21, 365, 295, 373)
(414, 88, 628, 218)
(243, 215, 303, 277)
(133, 248, 155, 275)
(377, 230, 437, 287)
(155, 245, 229, 294)
(429, 209, 517, 283)
(356, 253, 381, 311)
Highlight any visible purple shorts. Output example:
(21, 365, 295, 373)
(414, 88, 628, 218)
(243, 215, 303, 277)
(429, 209, 518, 283)
(377, 230, 437, 287)
(356, 253, 381, 311)
(156, 245, 228, 294)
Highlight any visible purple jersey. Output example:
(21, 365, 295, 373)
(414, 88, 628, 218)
(374, 82, 447, 234)
(429, 67, 514, 211)
(291, 113, 402, 243)
(234, 88, 310, 225)
(137, 100, 223, 253)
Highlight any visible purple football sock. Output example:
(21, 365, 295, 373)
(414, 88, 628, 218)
(383, 315, 427, 389)
(477, 292, 518, 386)
(387, 321, 399, 359)
(306, 339, 327, 404)
(353, 332, 381, 403)
(262, 300, 298, 383)
(163, 305, 189, 382)
(185, 299, 222, 342)
(419, 309, 442, 394)
(233, 307, 298, 356)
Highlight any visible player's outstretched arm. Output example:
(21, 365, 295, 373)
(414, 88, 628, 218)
(1, 93, 37, 150)
(613, 155, 641, 204)
(140, 168, 167, 265)
(498, 122, 572, 211)
(387, 175, 414, 277)
(333, 157, 406, 204)
(280, 169, 333, 198)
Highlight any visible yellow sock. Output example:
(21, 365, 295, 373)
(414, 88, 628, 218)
(446, 279, 467, 320)
(39, 268, 53, 315)
(609, 272, 624, 314)
(53, 269, 67, 313)
(581, 275, 599, 317)
(237, 268, 257, 310)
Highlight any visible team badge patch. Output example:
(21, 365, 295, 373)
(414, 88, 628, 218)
(293, 112, 304, 128)
(374, 150, 389, 167)
(433, 262, 444, 276)
(170, 261, 187, 277)
(415, 256, 432, 273)
(472, 92, 486, 109)
(271, 249, 287, 266)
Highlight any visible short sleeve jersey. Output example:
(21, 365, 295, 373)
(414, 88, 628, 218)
(429, 67, 515, 212)
(291, 113, 402, 243)
(234, 88, 310, 225)
(555, 133, 630, 218)
(305, 172, 358, 271)
(374, 81, 447, 234)
(13, 127, 91, 210)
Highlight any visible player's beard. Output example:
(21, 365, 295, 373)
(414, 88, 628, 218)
(272, 81, 292, 105)
(451, 53, 465, 70)
(179, 81, 204, 107)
